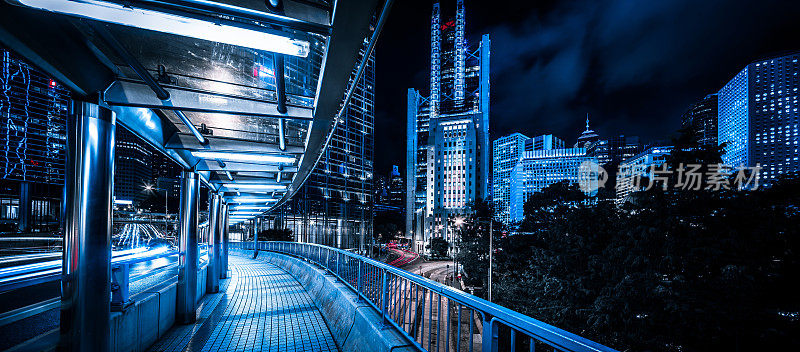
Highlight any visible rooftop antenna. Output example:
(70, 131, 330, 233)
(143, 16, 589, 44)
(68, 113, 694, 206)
(585, 113, 590, 131)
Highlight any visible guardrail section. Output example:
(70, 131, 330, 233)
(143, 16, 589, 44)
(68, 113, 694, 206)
(234, 241, 619, 352)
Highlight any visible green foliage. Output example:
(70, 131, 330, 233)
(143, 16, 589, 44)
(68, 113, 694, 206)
(426, 237, 450, 258)
(464, 135, 800, 351)
(454, 199, 504, 287)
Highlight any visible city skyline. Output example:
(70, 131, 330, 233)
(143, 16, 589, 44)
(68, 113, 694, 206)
(374, 0, 800, 176)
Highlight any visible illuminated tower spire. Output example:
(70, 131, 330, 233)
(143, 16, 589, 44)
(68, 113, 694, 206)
(454, 0, 466, 105)
(430, 1, 441, 118)
(585, 113, 590, 132)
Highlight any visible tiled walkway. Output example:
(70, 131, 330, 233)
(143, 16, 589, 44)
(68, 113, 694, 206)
(148, 253, 339, 352)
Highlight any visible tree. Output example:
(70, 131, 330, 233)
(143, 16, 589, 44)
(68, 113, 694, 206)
(459, 131, 800, 351)
(426, 237, 450, 258)
(454, 199, 504, 288)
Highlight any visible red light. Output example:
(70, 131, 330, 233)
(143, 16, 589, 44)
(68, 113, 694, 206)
(49, 80, 56, 88)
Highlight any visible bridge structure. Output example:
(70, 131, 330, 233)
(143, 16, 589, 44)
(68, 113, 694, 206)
(0, 1, 619, 351)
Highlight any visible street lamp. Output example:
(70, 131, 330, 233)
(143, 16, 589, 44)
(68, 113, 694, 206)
(451, 216, 465, 287)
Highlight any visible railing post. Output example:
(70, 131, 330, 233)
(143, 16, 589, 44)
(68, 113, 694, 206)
(381, 269, 388, 327)
(336, 252, 341, 280)
(356, 260, 364, 302)
(482, 315, 499, 352)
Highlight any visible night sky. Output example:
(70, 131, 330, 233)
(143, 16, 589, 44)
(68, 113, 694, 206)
(372, 0, 800, 176)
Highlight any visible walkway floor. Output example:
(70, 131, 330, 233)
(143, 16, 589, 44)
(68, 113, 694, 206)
(148, 253, 339, 352)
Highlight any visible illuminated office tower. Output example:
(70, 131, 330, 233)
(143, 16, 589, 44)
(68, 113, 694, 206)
(115, 126, 153, 205)
(492, 133, 529, 224)
(407, 0, 490, 254)
(271, 47, 375, 250)
(0, 47, 68, 232)
(718, 52, 799, 183)
(682, 94, 719, 147)
(525, 134, 564, 152)
(615, 146, 673, 204)
(509, 148, 595, 222)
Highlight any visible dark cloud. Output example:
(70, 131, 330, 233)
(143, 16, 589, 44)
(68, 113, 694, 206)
(374, 0, 800, 176)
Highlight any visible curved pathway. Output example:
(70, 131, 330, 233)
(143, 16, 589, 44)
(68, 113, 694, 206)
(149, 253, 338, 352)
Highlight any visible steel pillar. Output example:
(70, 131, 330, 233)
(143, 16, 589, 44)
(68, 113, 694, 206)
(205, 193, 221, 293)
(18, 181, 31, 233)
(252, 217, 259, 258)
(176, 171, 199, 324)
(60, 101, 115, 352)
(219, 202, 229, 279)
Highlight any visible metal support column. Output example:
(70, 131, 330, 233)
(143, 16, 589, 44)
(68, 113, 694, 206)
(60, 101, 115, 352)
(206, 193, 221, 293)
(18, 181, 31, 233)
(219, 202, 229, 279)
(252, 217, 259, 258)
(176, 171, 199, 324)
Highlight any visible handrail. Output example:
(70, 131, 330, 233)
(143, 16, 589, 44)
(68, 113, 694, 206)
(0, 245, 197, 292)
(0, 244, 210, 327)
(235, 241, 619, 352)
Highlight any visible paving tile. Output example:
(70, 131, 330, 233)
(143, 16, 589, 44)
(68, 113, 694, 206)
(148, 254, 339, 352)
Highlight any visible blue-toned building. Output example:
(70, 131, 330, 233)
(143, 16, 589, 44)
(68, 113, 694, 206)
(525, 134, 565, 152)
(407, 0, 490, 253)
(615, 146, 673, 204)
(492, 133, 529, 224)
(718, 52, 800, 183)
(509, 148, 595, 223)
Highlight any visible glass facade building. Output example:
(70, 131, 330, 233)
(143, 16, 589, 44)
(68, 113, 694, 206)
(407, 0, 490, 254)
(682, 94, 719, 147)
(115, 126, 153, 205)
(525, 134, 564, 152)
(270, 48, 375, 250)
(718, 52, 800, 182)
(509, 148, 594, 222)
(1, 47, 69, 232)
(615, 146, 673, 204)
(492, 133, 529, 224)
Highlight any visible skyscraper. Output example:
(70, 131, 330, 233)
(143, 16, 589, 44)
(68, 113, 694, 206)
(1, 47, 69, 232)
(115, 126, 153, 205)
(682, 94, 719, 147)
(407, 0, 490, 254)
(492, 133, 529, 224)
(718, 52, 800, 183)
(271, 47, 375, 250)
(388, 165, 404, 210)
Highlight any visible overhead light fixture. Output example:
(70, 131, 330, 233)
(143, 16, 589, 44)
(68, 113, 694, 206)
(231, 206, 271, 210)
(15, 0, 310, 57)
(223, 183, 287, 191)
(227, 197, 279, 203)
(191, 151, 296, 164)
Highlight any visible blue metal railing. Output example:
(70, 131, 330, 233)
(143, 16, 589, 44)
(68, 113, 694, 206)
(235, 241, 619, 352)
(0, 243, 210, 327)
